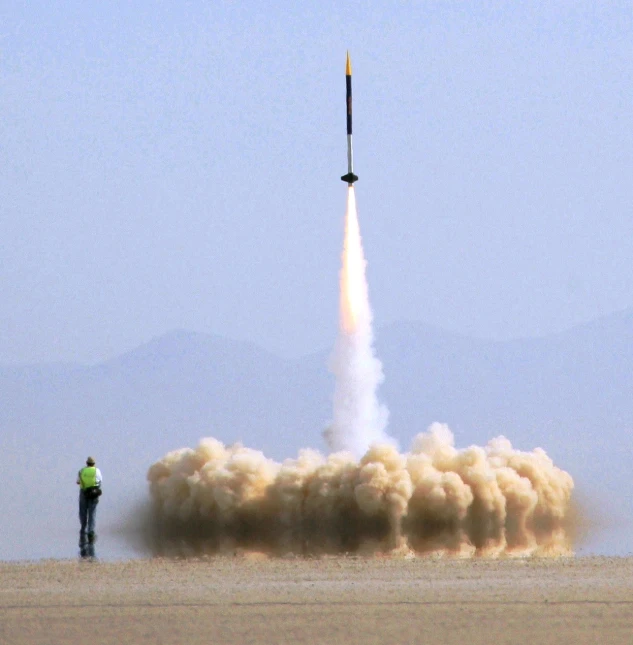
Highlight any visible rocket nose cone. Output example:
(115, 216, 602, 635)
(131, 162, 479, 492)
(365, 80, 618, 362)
(346, 51, 352, 76)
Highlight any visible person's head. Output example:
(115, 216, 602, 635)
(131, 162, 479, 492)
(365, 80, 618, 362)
(86, 456, 95, 466)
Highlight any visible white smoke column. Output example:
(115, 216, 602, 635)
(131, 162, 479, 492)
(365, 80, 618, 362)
(326, 187, 394, 457)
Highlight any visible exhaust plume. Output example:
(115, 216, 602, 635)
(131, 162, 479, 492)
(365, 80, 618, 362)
(144, 424, 575, 557)
(325, 187, 394, 457)
(142, 189, 576, 558)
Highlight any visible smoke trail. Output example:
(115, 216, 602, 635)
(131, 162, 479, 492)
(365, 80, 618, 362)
(144, 425, 574, 557)
(325, 187, 394, 457)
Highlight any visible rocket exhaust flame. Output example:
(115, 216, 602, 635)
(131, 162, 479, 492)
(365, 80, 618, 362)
(325, 186, 394, 457)
(340, 188, 367, 334)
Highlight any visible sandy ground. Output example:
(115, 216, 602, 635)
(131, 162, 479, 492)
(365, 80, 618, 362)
(1, 555, 632, 645)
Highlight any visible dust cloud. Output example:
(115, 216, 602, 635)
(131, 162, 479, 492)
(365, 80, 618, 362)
(144, 423, 574, 557)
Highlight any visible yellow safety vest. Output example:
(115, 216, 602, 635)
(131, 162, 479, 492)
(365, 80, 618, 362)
(79, 466, 97, 489)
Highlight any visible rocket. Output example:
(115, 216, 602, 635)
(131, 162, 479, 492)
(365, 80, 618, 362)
(341, 51, 359, 185)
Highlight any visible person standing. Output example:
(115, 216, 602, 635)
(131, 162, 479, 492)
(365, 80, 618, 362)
(77, 456, 102, 547)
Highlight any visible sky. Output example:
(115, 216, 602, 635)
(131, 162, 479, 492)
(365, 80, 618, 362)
(1, 1, 632, 365)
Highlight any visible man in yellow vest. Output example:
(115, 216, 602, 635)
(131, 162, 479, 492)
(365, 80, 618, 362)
(77, 456, 102, 547)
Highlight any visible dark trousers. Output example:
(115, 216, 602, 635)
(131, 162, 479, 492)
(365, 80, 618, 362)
(79, 491, 98, 538)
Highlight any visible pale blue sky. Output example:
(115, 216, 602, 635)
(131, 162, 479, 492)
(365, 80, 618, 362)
(2, 1, 632, 364)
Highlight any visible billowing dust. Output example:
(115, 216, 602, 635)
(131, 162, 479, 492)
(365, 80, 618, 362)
(145, 424, 574, 557)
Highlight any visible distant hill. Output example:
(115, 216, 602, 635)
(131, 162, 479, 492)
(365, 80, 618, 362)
(2, 310, 632, 560)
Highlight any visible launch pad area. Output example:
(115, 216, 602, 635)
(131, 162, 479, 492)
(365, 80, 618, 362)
(1, 556, 632, 644)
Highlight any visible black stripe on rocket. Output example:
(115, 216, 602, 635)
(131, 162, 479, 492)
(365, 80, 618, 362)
(346, 74, 353, 135)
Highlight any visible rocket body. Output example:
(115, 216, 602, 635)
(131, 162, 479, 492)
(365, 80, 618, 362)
(341, 52, 359, 185)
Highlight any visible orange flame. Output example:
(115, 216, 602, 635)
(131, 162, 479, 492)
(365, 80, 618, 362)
(340, 187, 366, 334)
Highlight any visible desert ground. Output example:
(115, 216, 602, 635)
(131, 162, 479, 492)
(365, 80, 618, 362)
(1, 555, 632, 644)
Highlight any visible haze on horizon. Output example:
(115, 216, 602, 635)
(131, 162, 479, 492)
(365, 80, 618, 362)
(2, 2, 632, 366)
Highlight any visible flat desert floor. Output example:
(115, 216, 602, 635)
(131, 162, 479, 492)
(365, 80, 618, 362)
(1, 555, 632, 644)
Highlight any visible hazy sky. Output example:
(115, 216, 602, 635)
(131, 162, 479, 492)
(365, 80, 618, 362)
(2, 1, 632, 365)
